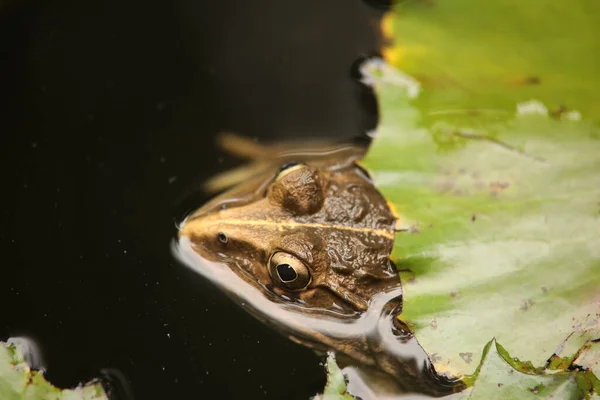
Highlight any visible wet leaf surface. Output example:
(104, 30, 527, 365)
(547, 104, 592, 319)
(363, 64, 600, 379)
(312, 353, 355, 400)
(329, 0, 600, 398)
(380, 0, 600, 126)
(465, 340, 584, 400)
(0, 341, 107, 400)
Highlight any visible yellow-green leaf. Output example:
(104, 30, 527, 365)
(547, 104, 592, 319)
(0, 341, 108, 400)
(352, 0, 600, 396)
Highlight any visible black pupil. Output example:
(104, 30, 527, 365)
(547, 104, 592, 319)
(276, 264, 297, 282)
(218, 233, 227, 243)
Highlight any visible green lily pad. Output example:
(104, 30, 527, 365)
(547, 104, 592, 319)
(362, 59, 600, 379)
(380, 0, 600, 126)
(465, 340, 591, 400)
(312, 353, 355, 400)
(334, 0, 600, 397)
(319, 335, 600, 399)
(0, 341, 108, 400)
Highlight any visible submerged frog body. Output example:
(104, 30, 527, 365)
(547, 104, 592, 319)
(176, 134, 464, 397)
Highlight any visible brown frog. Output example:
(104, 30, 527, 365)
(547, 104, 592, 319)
(176, 134, 465, 397)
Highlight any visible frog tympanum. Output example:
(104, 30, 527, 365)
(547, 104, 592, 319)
(175, 134, 465, 398)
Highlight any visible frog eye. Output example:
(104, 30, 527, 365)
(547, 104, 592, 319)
(268, 252, 311, 290)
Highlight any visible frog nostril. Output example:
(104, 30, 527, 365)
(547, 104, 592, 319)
(276, 264, 297, 282)
(217, 232, 228, 244)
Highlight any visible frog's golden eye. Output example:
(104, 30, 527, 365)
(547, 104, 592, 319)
(268, 252, 311, 290)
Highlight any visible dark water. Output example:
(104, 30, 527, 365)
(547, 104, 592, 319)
(0, 1, 385, 399)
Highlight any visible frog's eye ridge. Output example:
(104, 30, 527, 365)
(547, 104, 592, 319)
(274, 162, 307, 182)
(278, 162, 301, 172)
(268, 252, 311, 290)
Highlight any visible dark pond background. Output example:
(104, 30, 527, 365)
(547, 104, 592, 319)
(0, 0, 385, 398)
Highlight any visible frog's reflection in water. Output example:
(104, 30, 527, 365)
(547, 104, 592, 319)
(173, 238, 464, 399)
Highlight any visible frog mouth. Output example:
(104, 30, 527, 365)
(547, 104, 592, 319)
(316, 277, 402, 314)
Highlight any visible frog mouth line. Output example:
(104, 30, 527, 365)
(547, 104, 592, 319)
(183, 218, 395, 240)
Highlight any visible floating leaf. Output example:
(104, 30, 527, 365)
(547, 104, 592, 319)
(312, 353, 354, 400)
(335, 0, 600, 397)
(362, 59, 600, 380)
(0, 341, 108, 400)
(465, 340, 587, 400)
(380, 0, 600, 125)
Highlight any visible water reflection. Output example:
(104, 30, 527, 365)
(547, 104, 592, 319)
(99, 369, 137, 400)
(6, 337, 46, 372)
(173, 238, 464, 398)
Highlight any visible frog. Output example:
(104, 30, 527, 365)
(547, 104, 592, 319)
(175, 133, 465, 397)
